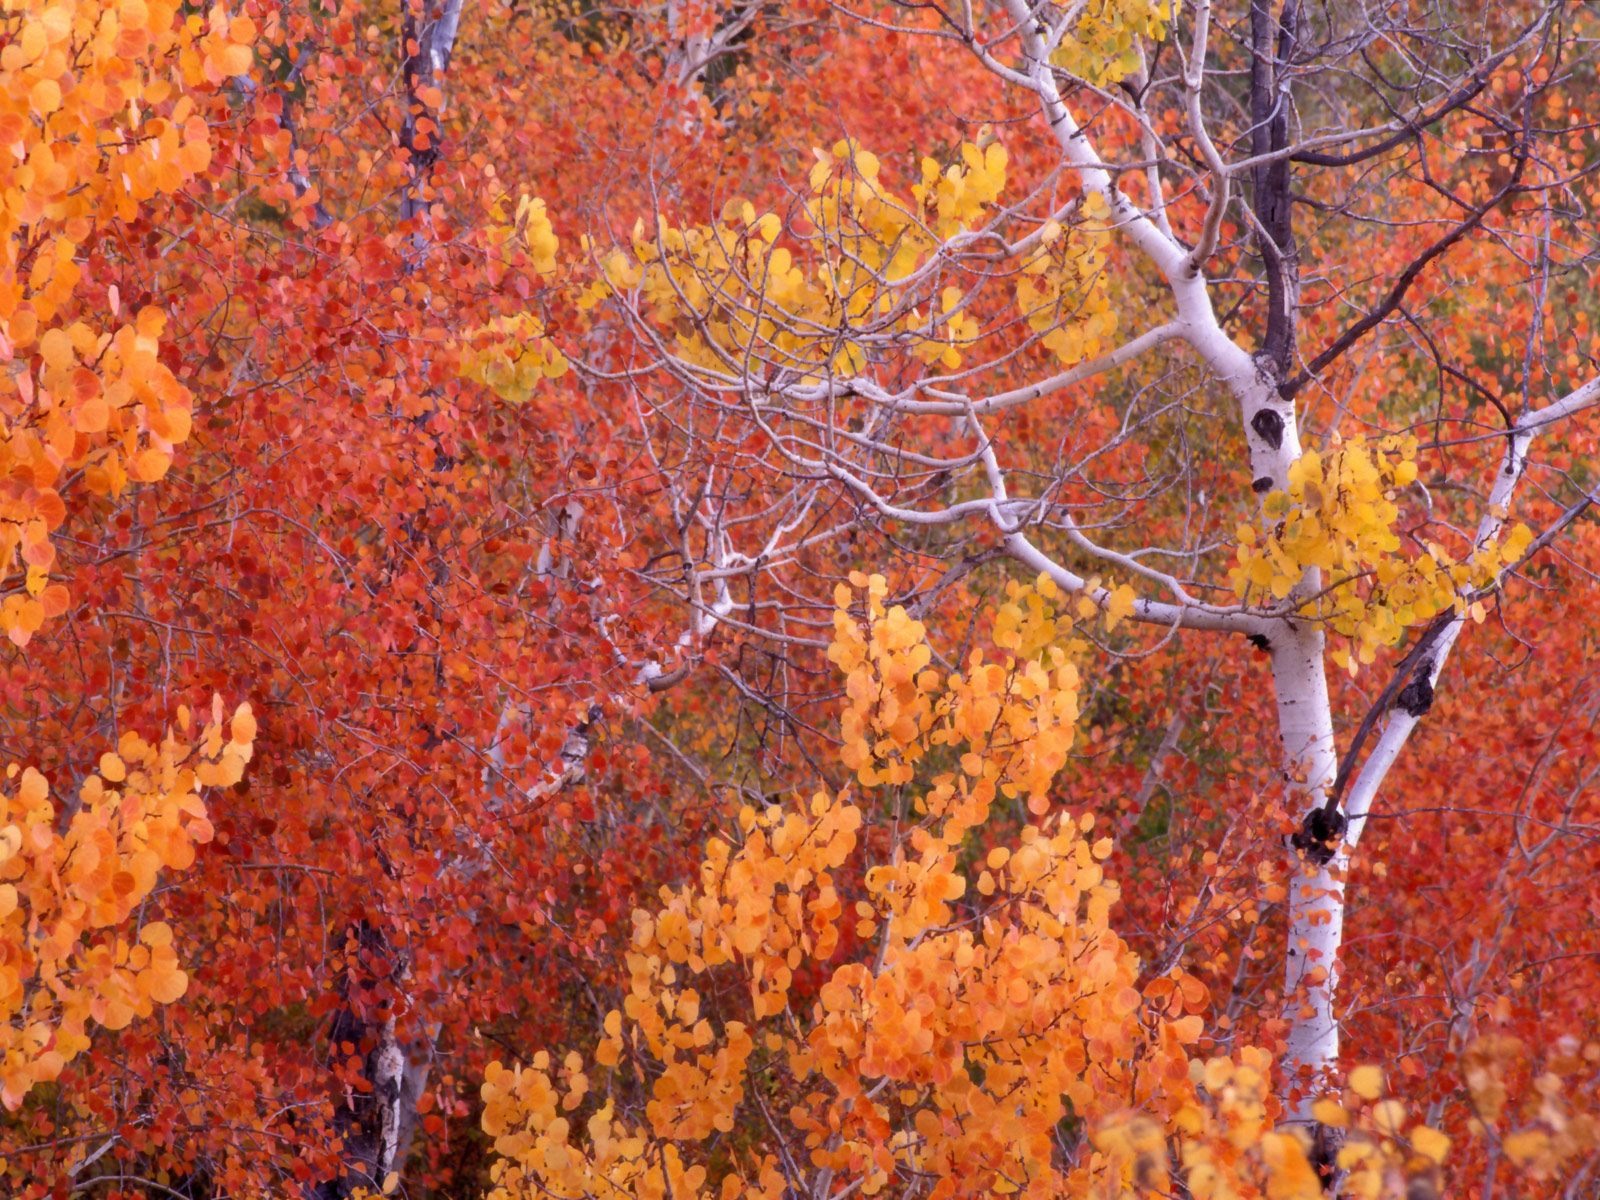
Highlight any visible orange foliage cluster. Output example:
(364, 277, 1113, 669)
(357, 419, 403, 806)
(0, 698, 253, 1108)
(482, 583, 1598, 1200)
(0, 0, 250, 645)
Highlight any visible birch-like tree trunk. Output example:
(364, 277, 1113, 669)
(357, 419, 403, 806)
(992, 0, 1600, 1125)
(571, 0, 1600, 1136)
(313, 2, 469, 1194)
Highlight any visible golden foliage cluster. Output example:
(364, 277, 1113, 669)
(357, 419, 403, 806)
(0, 0, 252, 644)
(0, 697, 256, 1108)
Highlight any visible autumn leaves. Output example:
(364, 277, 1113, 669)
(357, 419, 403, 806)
(1230, 437, 1535, 673)
(463, 137, 1120, 407)
(0, 698, 255, 1109)
(0, 0, 252, 645)
(480, 577, 1298, 1200)
(480, 575, 1591, 1199)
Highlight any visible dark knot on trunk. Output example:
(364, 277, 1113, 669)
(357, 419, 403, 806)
(1250, 408, 1286, 450)
(1395, 658, 1436, 718)
(1292, 805, 1348, 865)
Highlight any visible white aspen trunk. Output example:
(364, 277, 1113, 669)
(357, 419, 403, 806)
(371, 1018, 406, 1182)
(1271, 623, 1343, 1116)
(995, 0, 1346, 1118)
(398, 0, 467, 235)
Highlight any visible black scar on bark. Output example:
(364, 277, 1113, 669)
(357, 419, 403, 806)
(1248, 633, 1272, 652)
(1291, 806, 1348, 866)
(1250, 408, 1285, 450)
(1308, 1124, 1344, 1191)
(1395, 658, 1436, 717)
(1252, 476, 1274, 494)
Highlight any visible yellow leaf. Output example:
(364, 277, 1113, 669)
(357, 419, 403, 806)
(145, 964, 188, 1004)
(1104, 584, 1136, 632)
(38, 328, 74, 370)
(131, 447, 173, 481)
(1411, 1124, 1450, 1165)
(1348, 1064, 1384, 1101)
(1311, 1098, 1348, 1128)
(1503, 1129, 1550, 1166)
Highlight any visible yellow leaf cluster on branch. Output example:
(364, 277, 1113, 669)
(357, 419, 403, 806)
(1455, 1035, 1600, 1183)
(456, 195, 572, 402)
(465, 138, 1118, 399)
(1229, 437, 1533, 671)
(1049, 0, 1181, 86)
(1015, 197, 1117, 367)
(458, 312, 571, 403)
